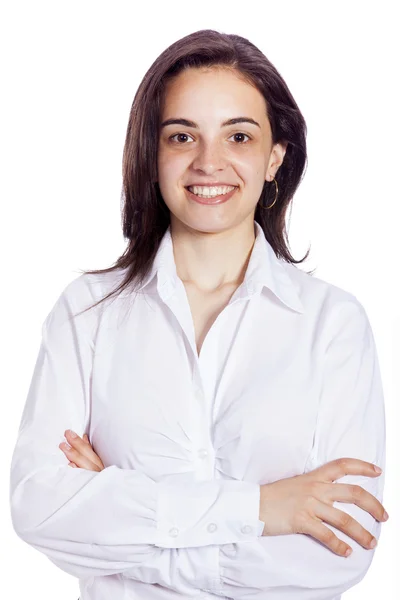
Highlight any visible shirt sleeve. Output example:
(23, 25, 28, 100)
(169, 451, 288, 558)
(9, 279, 265, 587)
(218, 296, 387, 600)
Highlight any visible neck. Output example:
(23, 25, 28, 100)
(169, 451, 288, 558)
(170, 217, 256, 293)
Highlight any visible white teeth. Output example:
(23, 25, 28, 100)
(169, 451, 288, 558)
(188, 185, 236, 197)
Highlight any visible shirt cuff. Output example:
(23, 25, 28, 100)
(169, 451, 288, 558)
(155, 479, 265, 548)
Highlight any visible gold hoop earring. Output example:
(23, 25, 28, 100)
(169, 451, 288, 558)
(259, 177, 278, 210)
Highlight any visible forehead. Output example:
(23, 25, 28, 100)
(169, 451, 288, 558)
(161, 67, 268, 123)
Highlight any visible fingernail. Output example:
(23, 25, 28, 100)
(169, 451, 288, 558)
(68, 430, 77, 438)
(383, 511, 389, 521)
(369, 538, 377, 549)
(61, 441, 72, 450)
(374, 466, 382, 473)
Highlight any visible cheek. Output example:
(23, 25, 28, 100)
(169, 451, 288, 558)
(158, 151, 186, 183)
(232, 149, 266, 174)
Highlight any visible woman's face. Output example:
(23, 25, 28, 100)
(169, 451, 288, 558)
(157, 66, 287, 234)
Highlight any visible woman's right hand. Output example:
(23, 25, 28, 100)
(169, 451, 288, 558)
(259, 458, 389, 557)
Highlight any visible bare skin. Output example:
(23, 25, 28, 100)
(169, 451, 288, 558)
(59, 430, 104, 472)
(60, 432, 388, 557)
(183, 281, 242, 357)
(259, 458, 388, 557)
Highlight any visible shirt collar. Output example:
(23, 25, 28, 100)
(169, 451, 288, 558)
(134, 221, 305, 314)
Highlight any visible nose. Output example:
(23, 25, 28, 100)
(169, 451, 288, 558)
(191, 139, 228, 174)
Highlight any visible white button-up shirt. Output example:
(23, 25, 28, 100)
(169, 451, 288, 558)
(10, 220, 386, 600)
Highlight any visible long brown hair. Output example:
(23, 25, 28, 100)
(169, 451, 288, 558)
(75, 28, 312, 318)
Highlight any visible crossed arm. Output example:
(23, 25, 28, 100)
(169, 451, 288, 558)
(10, 284, 386, 599)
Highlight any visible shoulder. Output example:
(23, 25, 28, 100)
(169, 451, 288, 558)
(282, 261, 370, 333)
(61, 269, 128, 307)
(45, 269, 129, 334)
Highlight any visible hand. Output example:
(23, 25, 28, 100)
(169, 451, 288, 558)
(259, 458, 389, 557)
(59, 430, 104, 472)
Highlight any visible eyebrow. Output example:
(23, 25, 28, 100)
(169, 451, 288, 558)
(160, 117, 261, 129)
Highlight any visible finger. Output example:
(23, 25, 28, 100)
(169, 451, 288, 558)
(313, 500, 377, 551)
(59, 442, 102, 472)
(302, 516, 353, 557)
(311, 457, 383, 483)
(63, 431, 104, 470)
(327, 482, 388, 522)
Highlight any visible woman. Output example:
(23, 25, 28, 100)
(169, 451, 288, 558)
(9, 29, 387, 600)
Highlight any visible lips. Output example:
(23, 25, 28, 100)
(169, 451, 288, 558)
(185, 185, 238, 205)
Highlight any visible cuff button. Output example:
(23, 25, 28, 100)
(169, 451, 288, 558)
(241, 525, 253, 534)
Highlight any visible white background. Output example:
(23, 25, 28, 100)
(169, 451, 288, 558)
(1, 1, 398, 598)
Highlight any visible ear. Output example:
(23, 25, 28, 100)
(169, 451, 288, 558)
(266, 141, 288, 180)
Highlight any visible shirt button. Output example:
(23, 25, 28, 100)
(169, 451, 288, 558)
(207, 523, 218, 533)
(198, 448, 208, 459)
(241, 525, 253, 534)
(168, 527, 179, 537)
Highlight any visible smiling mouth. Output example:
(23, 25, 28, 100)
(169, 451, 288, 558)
(184, 185, 238, 196)
(184, 185, 239, 205)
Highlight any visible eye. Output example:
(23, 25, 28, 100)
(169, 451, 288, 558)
(229, 132, 251, 144)
(168, 132, 252, 144)
(169, 133, 194, 144)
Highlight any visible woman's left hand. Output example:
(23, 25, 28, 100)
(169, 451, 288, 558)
(59, 430, 105, 472)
